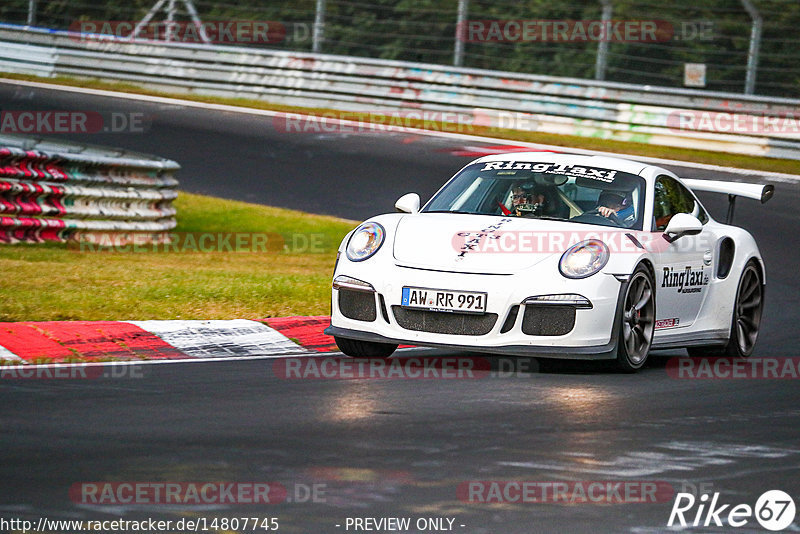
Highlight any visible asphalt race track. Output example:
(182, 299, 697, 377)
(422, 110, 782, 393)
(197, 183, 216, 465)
(1, 81, 799, 533)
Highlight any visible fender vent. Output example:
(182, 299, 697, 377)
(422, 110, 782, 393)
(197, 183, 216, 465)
(717, 238, 735, 279)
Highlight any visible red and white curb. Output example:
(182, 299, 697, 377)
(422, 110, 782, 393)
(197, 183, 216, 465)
(0, 317, 336, 365)
(0, 344, 24, 362)
(128, 320, 306, 359)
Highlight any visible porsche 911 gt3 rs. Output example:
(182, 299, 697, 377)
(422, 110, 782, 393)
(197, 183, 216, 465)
(324, 153, 773, 371)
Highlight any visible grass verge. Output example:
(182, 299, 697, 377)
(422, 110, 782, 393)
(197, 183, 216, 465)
(2, 72, 799, 176)
(0, 192, 356, 321)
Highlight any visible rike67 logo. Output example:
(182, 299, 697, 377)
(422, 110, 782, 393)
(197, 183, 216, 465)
(668, 490, 796, 531)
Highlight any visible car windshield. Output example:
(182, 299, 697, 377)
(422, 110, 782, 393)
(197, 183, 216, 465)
(422, 160, 647, 230)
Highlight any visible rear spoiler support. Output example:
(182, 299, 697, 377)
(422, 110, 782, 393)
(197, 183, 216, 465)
(682, 179, 774, 225)
(726, 194, 737, 225)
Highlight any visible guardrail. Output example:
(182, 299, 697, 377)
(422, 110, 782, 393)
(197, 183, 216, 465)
(1, 24, 800, 160)
(0, 133, 179, 243)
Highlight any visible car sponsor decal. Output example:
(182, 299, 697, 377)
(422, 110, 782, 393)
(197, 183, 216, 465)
(455, 217, 515, 259)
(480, 161, 618, 182)
(655, 317, 680, 330)
(661, 266, 709, 294)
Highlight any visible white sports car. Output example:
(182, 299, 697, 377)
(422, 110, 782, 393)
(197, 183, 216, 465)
(324, 153, 773, 371)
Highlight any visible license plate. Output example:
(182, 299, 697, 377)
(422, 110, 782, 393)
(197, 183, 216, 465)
(401, 286, 487, 314)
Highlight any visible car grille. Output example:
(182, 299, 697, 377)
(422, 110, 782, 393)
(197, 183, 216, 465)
(392, 307, 498, 335)
(338, 289, 377, 322)
(521, 305, 576, 336)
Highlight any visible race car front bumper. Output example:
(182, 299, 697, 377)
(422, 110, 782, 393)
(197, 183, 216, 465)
(326, 264, 629, 360)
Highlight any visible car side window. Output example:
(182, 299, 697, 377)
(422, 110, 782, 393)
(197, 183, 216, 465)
(653, 175, 708, 231)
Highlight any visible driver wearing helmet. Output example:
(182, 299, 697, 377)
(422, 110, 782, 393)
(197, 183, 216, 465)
(510, 182, 547, 216)
(597, 191, 635, 226)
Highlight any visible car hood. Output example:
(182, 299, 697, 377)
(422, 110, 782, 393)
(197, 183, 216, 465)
(392, 213, 602, 274)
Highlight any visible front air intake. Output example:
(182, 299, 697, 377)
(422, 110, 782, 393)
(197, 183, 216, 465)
(338, 289, 377, 322)
(392, 307, 497, 335)
(521, 305, 576, 336)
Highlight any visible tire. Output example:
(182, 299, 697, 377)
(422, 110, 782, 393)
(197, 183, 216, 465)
(687, 260, 763, 358)
(334, 336, 398, 358)
(615, 265, 656, 372)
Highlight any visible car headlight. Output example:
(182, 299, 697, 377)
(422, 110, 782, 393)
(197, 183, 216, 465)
(559, 239, 609, 279)
(345, 222, 385, 262)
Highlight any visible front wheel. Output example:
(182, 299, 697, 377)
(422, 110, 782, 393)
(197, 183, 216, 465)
(615, 265, 656, 372)
(334, 336, 398, 358)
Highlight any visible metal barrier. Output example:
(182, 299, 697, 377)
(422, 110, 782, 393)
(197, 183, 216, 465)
(1, 24, 800, 160)
(0, 133, 179, 243)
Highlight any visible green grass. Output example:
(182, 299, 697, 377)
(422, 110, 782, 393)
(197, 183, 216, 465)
(0, 193, 356, 321)
(2, 72, 799, 176)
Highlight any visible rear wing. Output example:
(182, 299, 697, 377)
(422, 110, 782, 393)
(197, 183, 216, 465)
(682, 179, 775, 224)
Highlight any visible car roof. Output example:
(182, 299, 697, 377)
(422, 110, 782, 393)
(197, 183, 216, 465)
(471, 152, 655, 177)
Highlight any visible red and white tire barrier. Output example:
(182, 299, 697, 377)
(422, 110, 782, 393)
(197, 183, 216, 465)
(0, 136, 179, 244)
(0, 319, 328, 364)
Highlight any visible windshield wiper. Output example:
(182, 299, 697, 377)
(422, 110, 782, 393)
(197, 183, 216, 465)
(519, 216, 568, 221)
(423, 210, 476, 214)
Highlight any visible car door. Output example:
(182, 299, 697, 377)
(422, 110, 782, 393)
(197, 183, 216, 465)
(651, 175, 713, 329)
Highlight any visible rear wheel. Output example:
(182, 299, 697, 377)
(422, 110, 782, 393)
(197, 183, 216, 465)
(615, 265, 656, 372)
(688, 260, 763, 358)
(334, 336, 397, 358)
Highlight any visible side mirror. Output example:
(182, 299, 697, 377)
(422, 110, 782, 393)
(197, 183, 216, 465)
(395, 193, 420, 214)
(663, 213, 702, 242)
